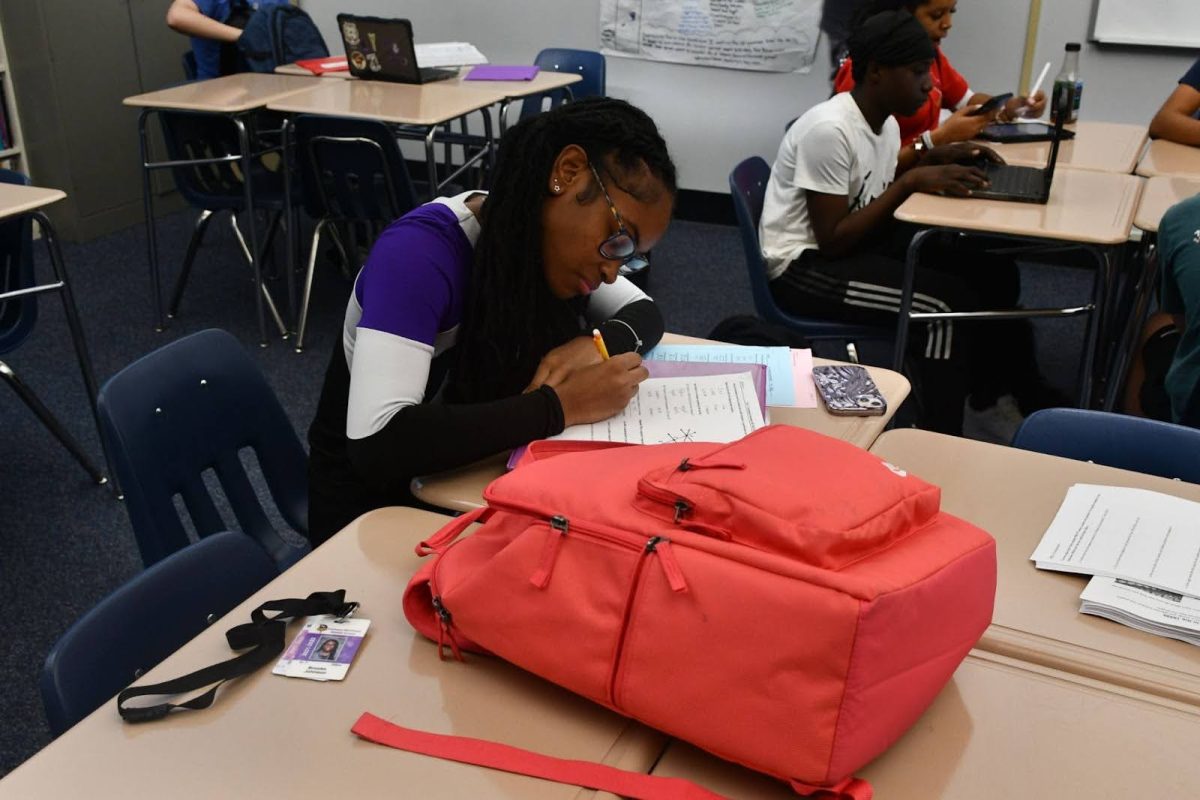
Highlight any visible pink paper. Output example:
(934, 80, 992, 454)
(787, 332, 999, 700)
(790, 349, 818, 408)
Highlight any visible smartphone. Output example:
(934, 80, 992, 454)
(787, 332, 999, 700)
(812, 365, 887, 417)
(967, 92, 1013, 117)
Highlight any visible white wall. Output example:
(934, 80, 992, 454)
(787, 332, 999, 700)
(300, 0, 1198, 193)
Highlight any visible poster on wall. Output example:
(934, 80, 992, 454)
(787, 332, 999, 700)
(599, 0, 822, 73)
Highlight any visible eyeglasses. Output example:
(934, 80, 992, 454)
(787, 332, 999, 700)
(589, 164, 649, 275)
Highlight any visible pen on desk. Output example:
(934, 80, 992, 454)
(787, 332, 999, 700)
(592, 328, 610, 361)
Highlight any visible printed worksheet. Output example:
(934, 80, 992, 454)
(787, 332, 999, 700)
(552, 373, 765, 445)
(1031, 484, 1200, 597)
(646, 344, 797, 405)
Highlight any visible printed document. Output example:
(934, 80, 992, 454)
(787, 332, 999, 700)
(1031, 484, 1200, 597)
(416, 42, 487, 67)
(646, 344, 817, 407)
(551, 373, 765, 445)
(1080, 576, 1200, 647)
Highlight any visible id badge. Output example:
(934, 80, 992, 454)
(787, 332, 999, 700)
(273, 614, 371, 682)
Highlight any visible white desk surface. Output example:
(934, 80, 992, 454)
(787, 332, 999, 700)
(980, 121, 1148, 174)
(1137, 138, 1200, 179)
(411, 334, 911, 514)
(1135, 175, 1200, 233)
(895, 168, 1143, 246)
(871, 428, 1200, 707)
(0, 508, 664, 799)
(122, 73, 323, 113)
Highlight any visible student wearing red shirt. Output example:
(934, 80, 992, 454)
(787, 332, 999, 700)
(834, 0, 1046, 169)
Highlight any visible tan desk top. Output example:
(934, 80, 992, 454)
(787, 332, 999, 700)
(648, 651, 1200, 799)
(0, 183, 65, 219)
(273, 63, 581, 100)
(265, 77, 502, 126)
(870, 428, 1200, 706)
(1137, 138, 1200, 178)
(122, 73, 323, 113)
(411, 335, 911, 514)
(894, 168, 1143, 245)
(1135, 175, 1200, 233)
(0, 508, 663, 799)
(981, 121, 1148, 174)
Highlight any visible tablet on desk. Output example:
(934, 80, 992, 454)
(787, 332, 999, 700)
(979, 123, 1076, 143)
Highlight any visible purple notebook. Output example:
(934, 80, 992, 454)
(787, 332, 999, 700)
(465, 65, 540, 81)
(505, 362, 768, 470)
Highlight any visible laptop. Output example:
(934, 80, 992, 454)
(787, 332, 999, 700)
(979, 122, 1076, 144)
(336, 15, 458, 84)
(969, 99, 1068, 204)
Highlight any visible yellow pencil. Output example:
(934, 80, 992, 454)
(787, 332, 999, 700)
(592, 328, 610, 361)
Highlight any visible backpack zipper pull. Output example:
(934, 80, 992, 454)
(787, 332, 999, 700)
(673, 499, 691, 524)
(530, 515, 569, 589)
(430, 596, 464, 662)
(646, 536, 688, 593)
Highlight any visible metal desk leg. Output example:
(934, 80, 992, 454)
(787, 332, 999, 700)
(234, 116, 268, 346)
(424, 126, 439, 201)
(281, 116, 297, 329)
(481, 106, 496, 179)
(498, 98, 512, 138)
(32, 210, 119, 495)
(1076, 244, 1112, 409)
(893, 228, 937, 372)
(138, 109, 164, 332)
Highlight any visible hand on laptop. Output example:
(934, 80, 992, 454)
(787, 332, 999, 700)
(920, 143, 1005, 168)
(903, 164, 991, 197)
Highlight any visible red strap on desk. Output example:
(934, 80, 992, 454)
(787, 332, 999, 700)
(351, 712, 729, 800)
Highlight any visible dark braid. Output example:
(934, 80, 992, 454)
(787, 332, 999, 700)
(849, 1, 931, 81)
(447, 97, 677, 404)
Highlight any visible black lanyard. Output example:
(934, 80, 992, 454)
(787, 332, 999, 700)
(118, 590, 357, 723)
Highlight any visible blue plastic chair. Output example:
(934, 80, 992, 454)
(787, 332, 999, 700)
(1012, 408, 1200, 484)
(97, 329, 310, 569)
(40, 531, 278, 736)
(0, 169, 106, 484)
(517, 48, 606, 121)
(729, 157, 890, 352)
(290, 114, 421, 352)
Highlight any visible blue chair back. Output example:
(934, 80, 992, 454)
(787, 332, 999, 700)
(97, 329, 309, 568)
(729, 157, 886, 341)
(1012, 408, 1200, 484)
(0, 169, 36, 356)
(158, 111, 283, 211)
(517, 48, 606, 121)
(293, 115, 418, 224)
(40, 531, 278, 736)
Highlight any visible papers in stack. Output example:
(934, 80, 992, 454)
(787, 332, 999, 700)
(645, 344, 817, 408)
(415, 42, 488, 68)
(1031, 484, 1200, 645)
(550, 372, 766, 445)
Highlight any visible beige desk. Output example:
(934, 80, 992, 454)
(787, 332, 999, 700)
(266, 76, 499, 127)
(1137, 138, 1200, 179)
(649, 650, 1200, 799)
(871, 428, 1200, 706)
(980, 121, 1147, 174)
(1135, 175, 1200, 233)
(412, 334, 910, 514)
(123, 72, 321, 114)
(0, 508, 663, 799)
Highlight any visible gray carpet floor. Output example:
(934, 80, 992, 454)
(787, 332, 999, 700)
(0, 207, 1090, 777)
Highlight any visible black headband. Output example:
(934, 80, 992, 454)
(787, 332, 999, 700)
(848, 11, 936, 70)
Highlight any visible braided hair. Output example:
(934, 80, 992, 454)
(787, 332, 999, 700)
(447, 97, 677, 403)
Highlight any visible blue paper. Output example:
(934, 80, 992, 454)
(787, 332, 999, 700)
(645, 344, 796, 406)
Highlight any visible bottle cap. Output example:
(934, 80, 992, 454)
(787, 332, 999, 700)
(1066, 42, 1081, 51)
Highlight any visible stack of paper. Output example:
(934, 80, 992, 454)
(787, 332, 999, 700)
(416, 42, 488, 68)
(1031, 484, 1200, 645)
(645, 344, 817, 408)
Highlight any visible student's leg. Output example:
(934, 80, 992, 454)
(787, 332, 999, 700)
(1123, 311, 1179, 419)
(770, 250, 980, 434)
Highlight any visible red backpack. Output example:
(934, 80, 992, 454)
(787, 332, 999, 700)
(402, 425, 996, 796)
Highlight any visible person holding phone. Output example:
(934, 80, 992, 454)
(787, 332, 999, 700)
(834, 0, 1046, 170)
(1149, 57, 1200, 146)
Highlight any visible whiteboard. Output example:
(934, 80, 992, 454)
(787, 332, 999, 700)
(1092, 0, 1200, 49)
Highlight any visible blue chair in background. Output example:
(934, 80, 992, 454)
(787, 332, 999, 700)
(516, 48, 606, 122)
(158, 110, 289, 338)
(0, 169, 107, 485)
(729, 157, 891, 358)
(290, 114, 421, 353)
(40, 531, 278, 736)
(97, 329, 310, 569)
(1012, 408, 1200, 484)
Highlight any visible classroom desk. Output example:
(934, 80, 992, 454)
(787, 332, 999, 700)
(870, 428, 1200, 707)
(0, 507, 664, 799)
(123, 74, 320, 343)
(1136, 138, 1200, 179)
(1135, 175, 1200, 233)
(980, 121, 1148, 174)
(647, 650, 1200, 799)
(411, 334, 911, 514)
(894, 169, 1143, 408)
(0, 183, 112, 487)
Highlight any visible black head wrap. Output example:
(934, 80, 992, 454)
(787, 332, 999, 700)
(848, 11, 936, 81)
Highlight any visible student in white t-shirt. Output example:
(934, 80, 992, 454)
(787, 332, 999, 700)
(760, 10, 1060, 436)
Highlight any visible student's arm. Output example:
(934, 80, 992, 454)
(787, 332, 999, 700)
(1150, 84, 1200, 145)
(166, 0, 242, 42)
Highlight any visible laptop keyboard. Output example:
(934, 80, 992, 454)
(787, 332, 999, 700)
(983, 164, 1044, 198)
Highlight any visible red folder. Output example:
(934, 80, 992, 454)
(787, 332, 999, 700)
(294, 56, 349, 75)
